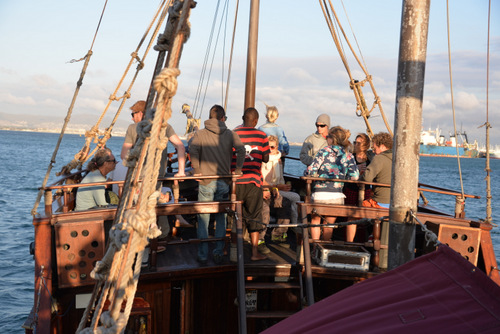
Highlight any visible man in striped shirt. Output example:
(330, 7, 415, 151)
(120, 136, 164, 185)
(232, 108, 270, 261)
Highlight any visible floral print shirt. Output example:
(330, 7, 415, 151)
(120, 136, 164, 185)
(304, 145, 359, 193)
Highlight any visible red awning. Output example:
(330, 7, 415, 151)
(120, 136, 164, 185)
(263, 245, 500, 334)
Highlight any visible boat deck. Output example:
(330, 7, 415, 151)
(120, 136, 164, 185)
(143, 226, 378, 283)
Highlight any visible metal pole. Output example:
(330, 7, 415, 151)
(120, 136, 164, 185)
(388, 0, 430, 270)
(244, 0, 259, 110)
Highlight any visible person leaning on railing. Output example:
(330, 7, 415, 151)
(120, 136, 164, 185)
(361, 132, 393, 208)
(304, 126, 359, 242)
(75, 148, 118, 211)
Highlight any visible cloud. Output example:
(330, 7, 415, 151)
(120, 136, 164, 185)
(283, 67, 319, 85)
(0, 92, 36, 106)
(0, 67, 16, 76)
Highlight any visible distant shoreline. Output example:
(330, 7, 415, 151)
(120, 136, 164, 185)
(0, 127, 306, 145)
(0, 127, 126, 137)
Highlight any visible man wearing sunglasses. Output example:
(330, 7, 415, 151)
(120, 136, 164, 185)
(121, 100, 146, 160)
(299, 113, 331, 166)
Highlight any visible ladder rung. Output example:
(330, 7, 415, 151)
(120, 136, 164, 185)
(246, 310, 297, 319)
(245, 282, 300, 290)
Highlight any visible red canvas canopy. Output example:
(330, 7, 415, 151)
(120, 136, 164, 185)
(263, 245, 500, 333)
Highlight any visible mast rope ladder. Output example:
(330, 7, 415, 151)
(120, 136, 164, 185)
(76, 1, 192, 332)
(319, 0, 393, 138)
(56, 0, 169, 177)
(32, 0, 171, 218)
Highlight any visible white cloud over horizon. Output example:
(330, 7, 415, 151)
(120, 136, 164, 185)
(0, 0, 498, 148)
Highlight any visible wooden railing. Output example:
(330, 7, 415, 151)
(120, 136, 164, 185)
(300, 176, 480, 218)
(40, 172, 242, 217)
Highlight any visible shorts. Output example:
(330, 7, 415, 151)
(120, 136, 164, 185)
(312, 192, 345, 205)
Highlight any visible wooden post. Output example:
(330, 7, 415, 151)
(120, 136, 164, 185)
(34, 220, 53, 333)
(244, 0, 260, 110)
(388, 0, 430, 270)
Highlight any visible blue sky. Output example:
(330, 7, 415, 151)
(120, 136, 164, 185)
(0, 0, 498, 146)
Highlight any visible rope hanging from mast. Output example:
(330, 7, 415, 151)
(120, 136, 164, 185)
(190, 0, 236, 120)
(76, 1, 193, 332)
(478, 0, 493, 225)
(57, 0, 170, 176)
(319, 0, 392, 138)
(30, 0, 110, 216)
(445, 0, 466, 204)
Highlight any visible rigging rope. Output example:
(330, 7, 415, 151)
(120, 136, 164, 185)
(76, 1, 191, 332)
(224, 0, 240, 111)
(58, 0, 169, 177)
(446, 0, 465, 201)
(480, 0, 493, 225)
(319, 0, 392, 138)
(30, 0, 109, 216)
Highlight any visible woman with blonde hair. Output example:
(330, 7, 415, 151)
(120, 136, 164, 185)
(305, 126, 359, 242)
(258, 103, 290, 156)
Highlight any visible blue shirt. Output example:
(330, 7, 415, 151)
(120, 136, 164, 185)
(258, 122, 290, 155)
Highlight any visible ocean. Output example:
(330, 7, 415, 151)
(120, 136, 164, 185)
(0, 129, 499, 333)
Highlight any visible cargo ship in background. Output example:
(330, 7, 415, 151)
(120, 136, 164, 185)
(419, 127, 479, 158)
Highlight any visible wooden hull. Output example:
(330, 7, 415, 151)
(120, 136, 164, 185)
(27, 196, 499, 333)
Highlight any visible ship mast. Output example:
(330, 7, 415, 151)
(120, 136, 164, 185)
(387, 0, 431, 269)
(244, 0, 260, 109)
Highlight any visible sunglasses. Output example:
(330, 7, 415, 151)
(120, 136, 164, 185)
(316, 123, 327, 128)
(107, 158, 118, 164)
(270, 145, 276, 149)
(131, 111, 142, 117)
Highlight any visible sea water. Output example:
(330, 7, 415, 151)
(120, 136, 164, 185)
(0, 130, 499, 333)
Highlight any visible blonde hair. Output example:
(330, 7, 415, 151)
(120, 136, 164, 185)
(267, 135, 278, 145)
(264, 103, 279, 123)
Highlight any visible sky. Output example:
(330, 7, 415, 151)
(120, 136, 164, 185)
(0, 0, 499, 147)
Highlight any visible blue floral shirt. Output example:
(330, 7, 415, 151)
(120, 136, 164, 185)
(304, 145, 359, 193)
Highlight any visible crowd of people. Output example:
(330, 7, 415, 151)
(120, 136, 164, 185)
(74, 100, 393, 264)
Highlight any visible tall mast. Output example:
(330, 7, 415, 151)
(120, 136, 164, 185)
(387, 0, 431, 270)
(244, 0, 260, 110)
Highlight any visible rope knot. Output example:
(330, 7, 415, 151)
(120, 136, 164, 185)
(90, 260, 110, 280)
(109, 223, 131, 249)
(153, 68, 180, 98)
(136, 119, 153, 139)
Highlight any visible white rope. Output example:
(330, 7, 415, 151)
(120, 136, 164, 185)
(409, 209, 441, 247)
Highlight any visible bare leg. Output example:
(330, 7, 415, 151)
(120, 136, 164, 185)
(250, 231, 266, 261)
(346, 224, 356, 242)
(310, 215, 322, 241)
(322, 217, 336, 241)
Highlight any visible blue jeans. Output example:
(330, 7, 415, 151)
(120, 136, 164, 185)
(197, 180, 229, 260)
